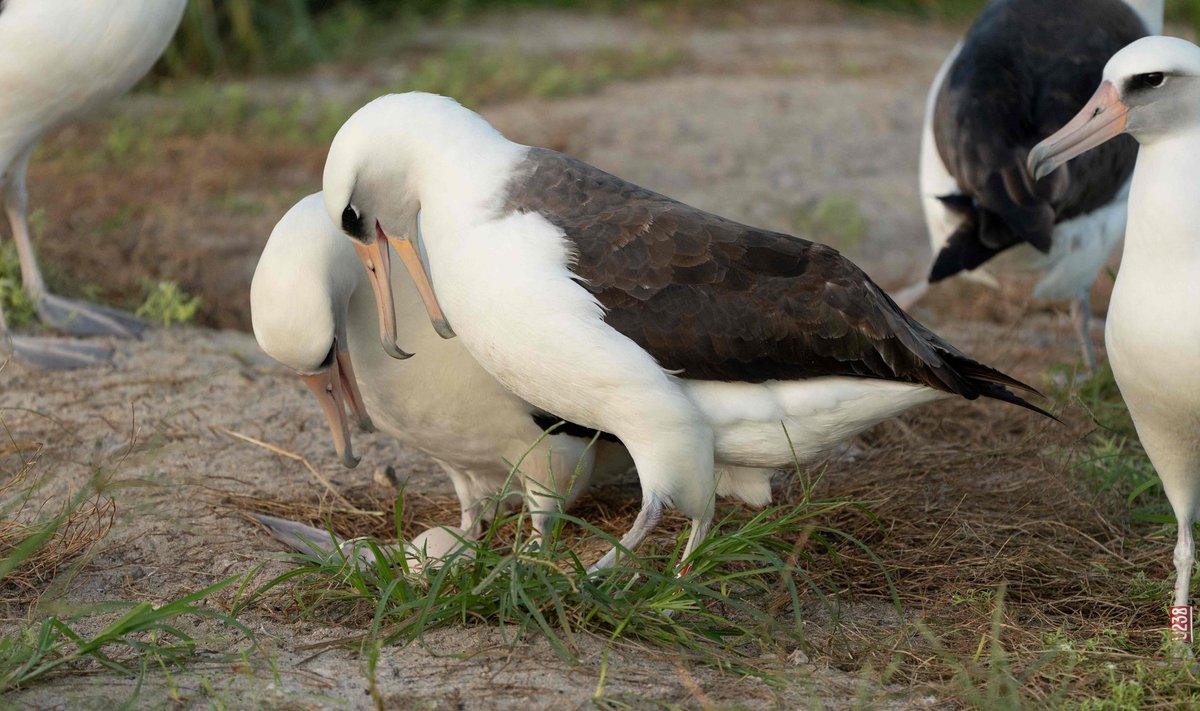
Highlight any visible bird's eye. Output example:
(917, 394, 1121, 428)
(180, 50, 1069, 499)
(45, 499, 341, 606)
(341, 205, 363, 235)
(1133, 72, 1166, 90)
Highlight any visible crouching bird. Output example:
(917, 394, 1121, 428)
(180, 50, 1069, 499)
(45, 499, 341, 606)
(322, 92, 1054, 573)
(250, 194, 632, 544)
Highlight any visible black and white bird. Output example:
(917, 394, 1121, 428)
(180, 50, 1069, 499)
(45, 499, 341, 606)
(250, 194, 632, 542)
(320, 93, 1053, 572)
(0, 0, 186, 369)
(1028, 36, 1200, 613)
(908, 0, 1161, 370)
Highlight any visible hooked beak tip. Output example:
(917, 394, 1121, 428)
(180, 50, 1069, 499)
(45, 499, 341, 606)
(341, 451, 361, 469)
(358, 416, 376, 433)
(432, 319, 456, 340)
(381, 338, 414, 360)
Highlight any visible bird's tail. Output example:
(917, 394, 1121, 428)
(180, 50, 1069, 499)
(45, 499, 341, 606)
(930, 164, 1058, 282)
(943, 351, 1058, 421)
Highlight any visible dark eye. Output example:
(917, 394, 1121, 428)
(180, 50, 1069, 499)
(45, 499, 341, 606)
(1133, 72, 1166, 90)
(341, 204, 363, 236)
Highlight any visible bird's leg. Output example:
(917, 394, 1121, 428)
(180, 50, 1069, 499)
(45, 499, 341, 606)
(1173, 514, 1195, 610)
(3, 155, 145, 340)
(0, 158, 113, 370)
(1070, 291, 1099, 374)
(587, 494, 663, 574)
(676, 507, 714, 576)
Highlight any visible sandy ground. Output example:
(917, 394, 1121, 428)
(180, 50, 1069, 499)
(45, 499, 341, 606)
(0, 2, 1106, 708)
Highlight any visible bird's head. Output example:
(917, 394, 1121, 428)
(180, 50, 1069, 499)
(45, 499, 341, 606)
(1029, 36, 1200, 180)
(251, 194, 375, 469)
(323, 93, 459, 362)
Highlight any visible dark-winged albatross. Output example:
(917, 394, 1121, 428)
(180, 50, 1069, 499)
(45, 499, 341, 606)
(250, 194, 633, 541)
(910, 0, 1160, 371)
(321, 92, 1053, 573)
(1029, 35, 1200, 631)
(0, 0, 186, 369)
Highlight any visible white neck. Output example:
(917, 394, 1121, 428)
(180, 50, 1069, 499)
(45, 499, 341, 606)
(1123, 129, 1200, 262)
(1124, 0, 1164, 34)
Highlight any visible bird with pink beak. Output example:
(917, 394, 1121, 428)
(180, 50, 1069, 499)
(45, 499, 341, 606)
(1029, 35, 1200, 620)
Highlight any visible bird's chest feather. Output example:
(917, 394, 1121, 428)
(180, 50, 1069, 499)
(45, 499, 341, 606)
(422, 211, 671, 428)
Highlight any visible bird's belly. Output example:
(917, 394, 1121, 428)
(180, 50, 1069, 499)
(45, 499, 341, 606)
(684, 378, 947, 468)
(1107, 269, 1200, 471)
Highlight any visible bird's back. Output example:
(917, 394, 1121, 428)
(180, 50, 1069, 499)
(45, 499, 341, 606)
(0, 0, 185, 168)
(930, 0, 1145, 281)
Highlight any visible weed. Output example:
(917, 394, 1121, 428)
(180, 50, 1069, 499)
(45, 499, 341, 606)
(136, 281, 203, 328)
(0, 438, 256, 696)
(793, 196, 868, 253)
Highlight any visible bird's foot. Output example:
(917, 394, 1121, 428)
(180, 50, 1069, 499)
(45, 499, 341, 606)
(36, 293, 147, 339)
(4, 333, 113, 370)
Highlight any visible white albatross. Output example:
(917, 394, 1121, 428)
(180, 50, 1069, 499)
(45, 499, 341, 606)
(1028, 36, 1200, 612)
(0, 0, 186, 369)
(249, 194, 633, 548)
(904, 0, 1162, 371)
(320, 93, 1054, 572)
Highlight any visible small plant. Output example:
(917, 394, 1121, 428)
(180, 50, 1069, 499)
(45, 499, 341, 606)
(793, 196, 869, 252)
(136, 281, 202, 328)
(0, 439, 255, 695)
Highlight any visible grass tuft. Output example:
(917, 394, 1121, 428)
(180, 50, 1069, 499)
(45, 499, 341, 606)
(240, 472, 882, 673)
(136, 281, 203, 328)
(0, 432, 256, 697)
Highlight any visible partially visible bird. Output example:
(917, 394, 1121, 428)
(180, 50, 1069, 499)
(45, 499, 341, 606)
(0, 0, 187, 369)
(905, 0, 1161, 371)
(250, 194, 633, 543)
(320, 93, 1054, 573)
(1028, 36, 1200, 615)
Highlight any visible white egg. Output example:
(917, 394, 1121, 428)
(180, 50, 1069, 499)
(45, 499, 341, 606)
(403, 525, 475, 573)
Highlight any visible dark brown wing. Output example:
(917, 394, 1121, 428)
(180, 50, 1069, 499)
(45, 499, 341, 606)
(501, 148, 1047, 415)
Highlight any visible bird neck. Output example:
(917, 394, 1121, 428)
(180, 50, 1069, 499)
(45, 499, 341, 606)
(1124, 130, 1200, 262)
(1124, 0, 1164, 34)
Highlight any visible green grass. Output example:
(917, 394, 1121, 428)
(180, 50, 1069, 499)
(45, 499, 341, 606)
(241, 470, 886, 679)
(403, 45, 682, 108)
(793, 196, 869, 254)
(136, 281, 203, 328)
(0, 437, 255, 698)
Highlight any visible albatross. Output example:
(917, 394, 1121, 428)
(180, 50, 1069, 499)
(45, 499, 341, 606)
(1028, 35, 1200, 618)
(908, 0, 1161, 371)
(0, 0, 186, 369)
(250, 194, 633, 542)
(322, 92, 1053, 572)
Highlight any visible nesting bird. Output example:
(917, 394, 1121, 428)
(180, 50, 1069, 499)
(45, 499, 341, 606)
(0, 0, 187, 369)
(320, 93, 1052, 572)
(910, 0, 1162, 370)
(250, 194, 632, 542)
(1029, 36, 1200, 613)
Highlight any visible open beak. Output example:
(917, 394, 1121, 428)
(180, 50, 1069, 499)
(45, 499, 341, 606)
(299, 348, 362, 469)
(1028, 81, 1130, 182)
(352, 239, 413, 360)
(377, 222, 456, 341)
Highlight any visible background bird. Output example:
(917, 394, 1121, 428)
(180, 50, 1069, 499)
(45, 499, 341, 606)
(1029, 35, 1200, 619)
(0, 0, 186, 369)
(902, 0, 1161, 372)
(320, 93, 1053, 574)
(250, 194, 633, 546)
